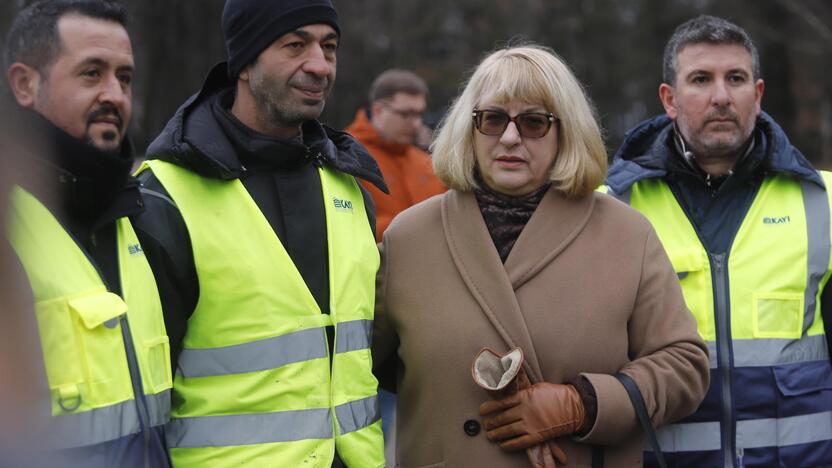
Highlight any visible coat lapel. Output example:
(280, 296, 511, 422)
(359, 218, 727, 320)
(504, 188, 595, 289)
(442, 189, 596, 384)
(442, 190, 545, 382)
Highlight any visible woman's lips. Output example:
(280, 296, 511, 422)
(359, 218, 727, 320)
(496, 156, 526, 168)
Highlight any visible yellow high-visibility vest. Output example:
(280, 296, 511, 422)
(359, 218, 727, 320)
(8, 187, 171, 451)
(603, 172, 832, 460)
(144, 160, 384, 467)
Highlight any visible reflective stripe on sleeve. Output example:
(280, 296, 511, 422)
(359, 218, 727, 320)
(166, 408, 334, 448)
(50, 399, 141, 449)
(177, 328, 328, 378)
(335, 320, 373, 354)
(801, 180, 831, 333)
(335, 395, 380, 435)
(147, 390, 171, 427)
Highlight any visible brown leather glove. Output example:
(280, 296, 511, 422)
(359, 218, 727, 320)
(472, 348, 568, 468)
(479, 382, 588, 452)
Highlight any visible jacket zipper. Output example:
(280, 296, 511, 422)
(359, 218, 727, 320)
(119, 313, 152, 468)
(710, 253, 737, 468)
(113, 230, 152, 468)
(305, 146, 325, 167)
(666, 182, 747, 468)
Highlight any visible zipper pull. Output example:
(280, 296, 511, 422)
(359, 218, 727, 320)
(305, 147, 324, 167)
(736, 446, 744, 468)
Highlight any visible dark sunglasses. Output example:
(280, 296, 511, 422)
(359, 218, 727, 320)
(472, 109, 557, 139)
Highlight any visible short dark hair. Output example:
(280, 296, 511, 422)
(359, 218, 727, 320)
(4, 0, 127, 76)
(662, 15, 760, 86)
(368, 69, 428, 103)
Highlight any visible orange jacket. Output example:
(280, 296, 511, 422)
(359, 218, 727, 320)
(346, 109, 446, 241)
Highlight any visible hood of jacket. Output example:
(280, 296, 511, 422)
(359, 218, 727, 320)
(606, 112, 823, 194)
(146, 62, 388, 193)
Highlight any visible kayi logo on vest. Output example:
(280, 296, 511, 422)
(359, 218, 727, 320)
(763, 215, 790, 225)
(333, 197, 353, 213)
(128, 244, 145, 255)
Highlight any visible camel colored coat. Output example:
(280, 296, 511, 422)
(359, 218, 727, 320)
(373, 188, 709, 468)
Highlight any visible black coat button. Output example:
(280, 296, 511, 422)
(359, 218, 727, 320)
(463, 419, 481, 436)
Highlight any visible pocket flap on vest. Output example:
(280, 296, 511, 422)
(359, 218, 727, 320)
(669, 248, 705, 276)
(774, 361, 832, 397)
(68, 291, 128, 329)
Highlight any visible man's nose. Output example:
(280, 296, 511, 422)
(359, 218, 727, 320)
(711, 79, 732, 106)
(302, 44, 333, 78)
(99, 74, 128, 107)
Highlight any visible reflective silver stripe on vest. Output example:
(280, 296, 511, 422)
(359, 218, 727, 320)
(801, 179, 830, 332)
(177, 327, 328, 378)
(50, 399, 141, 449)
(166, 408, 333, 448)
(335, 319, 372, 354)
(335, 395, 380, 435)
(707, 335, 830, 368)
(147, 390, 171, 427)
(652, 411, 832, 452)
(652, 421, 721, 452)
(737, 411, 832, 449)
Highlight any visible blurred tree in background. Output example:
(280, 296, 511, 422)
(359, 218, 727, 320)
(2, 0, 830, 167)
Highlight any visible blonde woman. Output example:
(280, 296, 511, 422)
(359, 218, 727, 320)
(372, 44, 709, 468)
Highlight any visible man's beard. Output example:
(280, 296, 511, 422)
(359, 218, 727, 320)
(83, 133, 122, 157)
(680, 108, 753, 159)
(85, 104, 125, 156)
(249, 69, 329, 129)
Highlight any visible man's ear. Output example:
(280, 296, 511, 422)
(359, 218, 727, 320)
(7, 63, 41, 108)
(370, 101, 384, 121)
(755, 78, 765, 116)
(658, 83, 678, 120)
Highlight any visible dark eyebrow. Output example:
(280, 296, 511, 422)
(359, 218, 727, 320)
(727, 68, 750, 77)
(290, 29, 339, 43)
(77, 56, 134, 73)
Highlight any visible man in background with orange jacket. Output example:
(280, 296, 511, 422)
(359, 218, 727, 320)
(346, 69, 445, 241)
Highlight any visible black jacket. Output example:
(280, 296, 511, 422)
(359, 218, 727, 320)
(133, 62, 387, 367)
(8, 105, 171, 468)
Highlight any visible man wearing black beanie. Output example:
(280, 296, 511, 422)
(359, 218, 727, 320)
(132, 0, 387, 466)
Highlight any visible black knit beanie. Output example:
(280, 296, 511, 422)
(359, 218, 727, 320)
(222, 0, 340, 79)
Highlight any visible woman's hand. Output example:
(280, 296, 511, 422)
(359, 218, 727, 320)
(479, 383, 587, 451)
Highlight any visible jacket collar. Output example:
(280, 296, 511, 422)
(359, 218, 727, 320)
(347, 109, 411, 156)
(146, 62, 388, 193)
(9, 105, 141, 230)
(607, 112, 824, 194)
(441, 188, 595, 383)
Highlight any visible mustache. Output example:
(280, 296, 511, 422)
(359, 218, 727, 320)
(87, 105, 123, 128)
(290, 74, 330, 91)
(704, 108, 738, 124)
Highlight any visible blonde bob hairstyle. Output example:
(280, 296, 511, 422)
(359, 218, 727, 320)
(431, 44, 607, 198)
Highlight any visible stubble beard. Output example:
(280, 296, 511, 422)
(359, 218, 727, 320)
(249, 71, 328, 130)
(678, 108, 754, 161)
